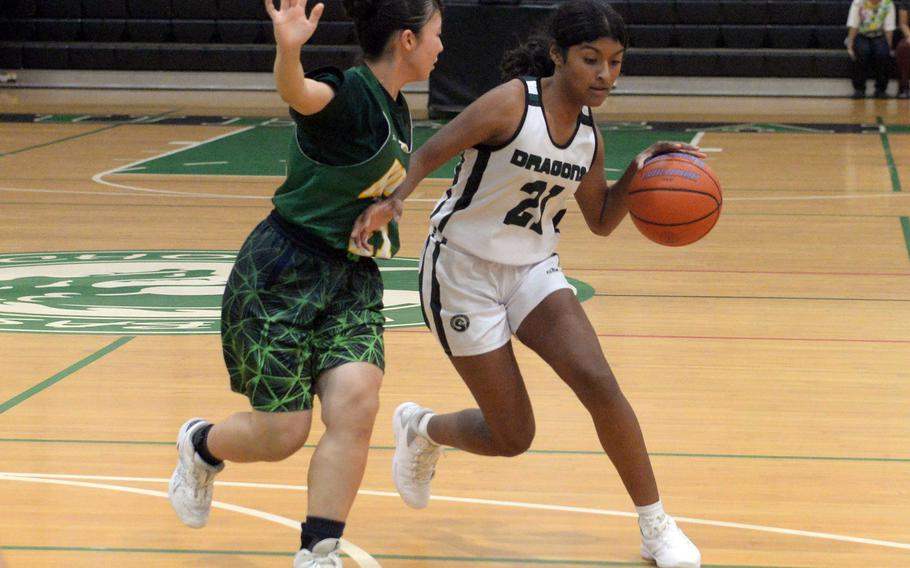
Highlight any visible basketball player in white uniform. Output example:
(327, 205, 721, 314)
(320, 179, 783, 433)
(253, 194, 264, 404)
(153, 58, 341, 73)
(352, 1, 704, 566)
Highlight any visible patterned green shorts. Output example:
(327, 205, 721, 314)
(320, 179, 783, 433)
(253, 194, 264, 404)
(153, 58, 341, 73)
(221, 215, 385, 412)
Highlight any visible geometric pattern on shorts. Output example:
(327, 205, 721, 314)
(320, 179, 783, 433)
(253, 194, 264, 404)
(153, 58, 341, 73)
(221, 218, 385, 412)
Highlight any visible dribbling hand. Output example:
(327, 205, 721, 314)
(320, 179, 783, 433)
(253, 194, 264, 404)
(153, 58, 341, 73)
(634, 141, 705, 170)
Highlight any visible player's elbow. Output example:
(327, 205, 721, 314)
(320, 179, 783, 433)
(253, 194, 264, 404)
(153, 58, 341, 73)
(588, 223, 613, 237)
(588, 216, 623, 237)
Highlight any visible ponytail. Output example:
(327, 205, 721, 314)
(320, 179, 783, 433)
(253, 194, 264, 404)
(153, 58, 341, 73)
(501, 35, 554, 81)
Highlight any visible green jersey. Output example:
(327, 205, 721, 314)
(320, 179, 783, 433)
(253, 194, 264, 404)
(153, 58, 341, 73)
(272, 65, 411, 259)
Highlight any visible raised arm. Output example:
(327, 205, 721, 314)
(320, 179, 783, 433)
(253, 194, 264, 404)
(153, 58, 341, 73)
(265, 0, 335, 115)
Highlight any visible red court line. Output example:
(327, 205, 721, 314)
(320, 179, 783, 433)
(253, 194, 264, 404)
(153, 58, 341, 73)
(596, 333, 910, 344)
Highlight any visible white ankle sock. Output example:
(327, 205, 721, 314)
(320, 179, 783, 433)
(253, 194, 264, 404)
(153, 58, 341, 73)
(416, 412, 437, 445)
(636, 500, 667, 534)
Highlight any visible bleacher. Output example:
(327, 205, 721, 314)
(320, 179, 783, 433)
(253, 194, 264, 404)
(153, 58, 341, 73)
(0, 0, 856, 79)
(616, 0, 854, 78)
(0, 0, 358, 72)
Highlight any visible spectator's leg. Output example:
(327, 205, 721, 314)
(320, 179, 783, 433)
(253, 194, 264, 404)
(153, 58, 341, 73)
(871, 37, 891, 96)
(896, 38, 910, 96)
(852, 35, 873, 95)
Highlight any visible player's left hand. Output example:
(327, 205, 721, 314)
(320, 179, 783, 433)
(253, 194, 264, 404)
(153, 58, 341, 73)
(350, 197, 403, 251)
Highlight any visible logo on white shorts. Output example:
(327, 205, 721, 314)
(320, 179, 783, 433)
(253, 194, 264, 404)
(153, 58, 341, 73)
(450, 314, 470, 332)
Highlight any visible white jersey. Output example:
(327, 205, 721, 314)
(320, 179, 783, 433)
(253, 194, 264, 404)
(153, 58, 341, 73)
(429, 77, 598, 265)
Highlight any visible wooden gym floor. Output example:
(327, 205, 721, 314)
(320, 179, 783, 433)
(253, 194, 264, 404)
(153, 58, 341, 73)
(0, 86, 908, 567)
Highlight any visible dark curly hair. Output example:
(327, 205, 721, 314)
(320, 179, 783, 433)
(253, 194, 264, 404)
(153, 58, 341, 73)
(501, 0, 627, 81)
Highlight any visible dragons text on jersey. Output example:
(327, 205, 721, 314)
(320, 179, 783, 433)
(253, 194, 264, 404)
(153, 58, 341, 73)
(429, 78, 598, 265)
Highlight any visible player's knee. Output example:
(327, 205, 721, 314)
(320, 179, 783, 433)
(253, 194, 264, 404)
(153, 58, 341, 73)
(574, 368, 624, 406)
(492, 426, 535, 457)
(269, 427, 309, 460)
(253, 417, 309, 461)
(323, 383, 380, 434)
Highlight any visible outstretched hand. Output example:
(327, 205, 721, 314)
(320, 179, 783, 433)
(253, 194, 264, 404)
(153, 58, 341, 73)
(633, 141, 706, 170)
(350, 198, 404, 251)
(264, 0, 324, 49)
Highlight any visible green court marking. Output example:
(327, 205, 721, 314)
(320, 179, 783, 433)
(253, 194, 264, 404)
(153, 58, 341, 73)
(0, 547, 802, 567)
(125, 125, 289, 176)
(0, 110, 180, 158)
(902, 217, 910, 260)
(0, 336, 134, 414)
(692, 122, 834, 134)
(0, 545, 290, 557)
(876, 116, 903, 193)
(115, 126, 691, 180)
(0, 437, 905, 462)
(0, 438, 171, 446)
(877, 117, 910, 260)
(601, 130, 692, 175)
(0, 123, 126, 158)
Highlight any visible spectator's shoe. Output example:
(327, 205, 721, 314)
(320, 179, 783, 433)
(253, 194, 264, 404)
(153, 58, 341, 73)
(897, 89, 909, 99)
(293, 538, 343, 567)
(168, 418, 224, 528)
(852, 89, 866, 99)
(640, 514, 701, 568)
(392, 402, 442, 509)
(874, 89, 889, 99)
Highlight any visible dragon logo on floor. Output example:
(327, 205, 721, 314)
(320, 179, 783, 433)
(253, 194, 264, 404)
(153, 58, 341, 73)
(0, 251, 592, 335)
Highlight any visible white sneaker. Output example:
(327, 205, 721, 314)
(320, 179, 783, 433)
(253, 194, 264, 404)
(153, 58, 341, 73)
(640, 514, 701, 568)
(168, 418, 224, 528)
(293, 538, 342, 567)
(391, 402, 442, 509)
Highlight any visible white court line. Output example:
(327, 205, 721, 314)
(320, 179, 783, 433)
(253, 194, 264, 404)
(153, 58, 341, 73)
(690, 131, 705, 146)
(4, 471, 909, 553)
(91, 126, 257, 198)
(0, 473, 380, 567)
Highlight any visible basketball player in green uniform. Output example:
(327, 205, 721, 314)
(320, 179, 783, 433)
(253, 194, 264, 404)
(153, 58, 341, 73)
(167, 0, 443, 566)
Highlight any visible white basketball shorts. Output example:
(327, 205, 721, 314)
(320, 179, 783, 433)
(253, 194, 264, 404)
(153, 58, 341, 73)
(418, 234, 572, 357)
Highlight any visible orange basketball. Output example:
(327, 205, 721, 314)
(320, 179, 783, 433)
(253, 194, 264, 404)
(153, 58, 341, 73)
(627, 152, 722, 246)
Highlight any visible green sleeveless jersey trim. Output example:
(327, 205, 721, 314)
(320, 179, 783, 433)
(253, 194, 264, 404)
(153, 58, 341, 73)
(272, 65, 411, 259)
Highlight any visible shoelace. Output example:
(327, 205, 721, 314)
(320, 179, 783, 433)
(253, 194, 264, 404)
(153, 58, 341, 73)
(641, 514, 671, 540)
(410, 444, 441, 482)
(646, 517, 690, 553)
(189, 464, 217, 498)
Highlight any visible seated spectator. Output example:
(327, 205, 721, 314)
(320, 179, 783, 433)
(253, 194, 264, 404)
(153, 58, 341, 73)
(846, 0, 897, 98)
(896, 0, 910, 98)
